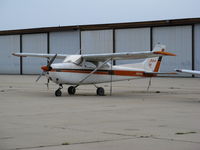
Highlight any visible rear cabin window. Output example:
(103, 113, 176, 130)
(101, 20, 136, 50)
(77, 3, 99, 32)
(84, 61, 96, 68)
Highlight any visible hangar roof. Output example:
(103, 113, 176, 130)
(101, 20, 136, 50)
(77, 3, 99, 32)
(0, 18, 200, 35)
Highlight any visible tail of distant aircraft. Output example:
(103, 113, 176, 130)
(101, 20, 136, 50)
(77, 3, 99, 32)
(143, 44, 166, 72)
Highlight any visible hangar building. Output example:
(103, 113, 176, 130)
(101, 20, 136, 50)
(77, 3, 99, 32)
(0, 18, 200, 76)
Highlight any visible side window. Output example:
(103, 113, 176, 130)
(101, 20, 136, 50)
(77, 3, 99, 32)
(85, 61, 96, 68)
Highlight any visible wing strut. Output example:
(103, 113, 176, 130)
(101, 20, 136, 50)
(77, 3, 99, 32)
(109, 58, 113, 96)
(75, 58, 111, 87)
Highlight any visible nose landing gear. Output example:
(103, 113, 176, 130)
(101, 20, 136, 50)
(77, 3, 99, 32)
(55, 84, 63, 97)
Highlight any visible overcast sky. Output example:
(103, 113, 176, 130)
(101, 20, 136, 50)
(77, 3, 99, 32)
(0, 0, 200, 31)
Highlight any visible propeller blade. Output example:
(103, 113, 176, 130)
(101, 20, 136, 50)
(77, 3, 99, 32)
(47, 54, 57, 69)
(44, 78, 50, 90)
(36, 71, 46, 82)
(36, 72, 43, 82)
(47, 78, 50, 90)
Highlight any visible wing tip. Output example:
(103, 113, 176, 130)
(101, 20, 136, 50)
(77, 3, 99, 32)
(12, 53, 27, 57)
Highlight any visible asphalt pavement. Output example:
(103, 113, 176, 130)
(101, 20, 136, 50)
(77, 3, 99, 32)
(0, 75, 200, 150)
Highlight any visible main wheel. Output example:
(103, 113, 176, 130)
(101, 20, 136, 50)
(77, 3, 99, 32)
(55, 89, 62, 97)
(96, 87, 105, 96)
(68, 86, 76, 95)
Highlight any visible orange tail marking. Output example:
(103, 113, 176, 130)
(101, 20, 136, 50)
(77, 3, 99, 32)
(153, 59, 161, 72)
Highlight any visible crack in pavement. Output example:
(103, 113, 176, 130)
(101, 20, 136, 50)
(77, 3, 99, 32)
(102, 131, 200, 144)
(8, 132, 200, 150)
(9, 137, 134, 150)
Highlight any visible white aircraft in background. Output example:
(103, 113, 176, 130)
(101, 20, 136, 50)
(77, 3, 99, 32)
(13, 44, 175, 96)
(176, 69, 200, 75)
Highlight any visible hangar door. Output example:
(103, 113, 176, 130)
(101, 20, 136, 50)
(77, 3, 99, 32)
(153, 26, 192, 76)
(0, 35, 20, 74)
(50, 31, 80, 63)
(195, 24, 200, 72)
(81, 30, 113, 54)
(22, 34, 47, 74)
(115, 28, 151, 65)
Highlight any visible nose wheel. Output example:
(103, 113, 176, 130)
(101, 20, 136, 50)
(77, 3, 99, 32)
(55, 84, 63, 97)
(55, 89, 62, 96)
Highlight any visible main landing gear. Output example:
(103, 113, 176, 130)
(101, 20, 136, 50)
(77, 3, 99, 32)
(96, 87, 105, 96)
(68, 86, 76, 95)
(55, 84, 105, 96)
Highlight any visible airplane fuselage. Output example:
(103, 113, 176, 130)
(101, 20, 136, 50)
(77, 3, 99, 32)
(48, 62, 147, 85)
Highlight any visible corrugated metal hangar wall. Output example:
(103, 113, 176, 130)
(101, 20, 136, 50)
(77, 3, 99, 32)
(0, 18, 200, 76)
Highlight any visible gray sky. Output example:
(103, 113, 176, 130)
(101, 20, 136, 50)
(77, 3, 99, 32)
(0, 0, 200, 31)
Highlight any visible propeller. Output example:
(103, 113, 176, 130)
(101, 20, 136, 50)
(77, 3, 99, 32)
(36, 54, 57, 84)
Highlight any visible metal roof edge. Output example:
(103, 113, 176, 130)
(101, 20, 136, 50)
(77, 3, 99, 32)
(1, 17, 200, 35)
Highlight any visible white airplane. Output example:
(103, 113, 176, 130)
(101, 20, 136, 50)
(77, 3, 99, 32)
(13, 44, 175, 96)
(176, 69, 200, 75)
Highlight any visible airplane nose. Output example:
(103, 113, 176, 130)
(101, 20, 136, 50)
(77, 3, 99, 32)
(41, 66, 49, 71)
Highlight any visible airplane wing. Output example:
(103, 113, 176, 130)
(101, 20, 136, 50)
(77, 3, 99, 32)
(12, 50, 175, 61)
(12, 53, 67, 59)
(176, 69, 200, 75)
(82, 51, 176, 62)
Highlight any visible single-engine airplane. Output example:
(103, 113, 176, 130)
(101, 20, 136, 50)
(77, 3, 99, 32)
(13, 44, 175, 96)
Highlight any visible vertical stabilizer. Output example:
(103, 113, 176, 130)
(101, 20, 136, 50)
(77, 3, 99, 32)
(143, 44, 166, 72)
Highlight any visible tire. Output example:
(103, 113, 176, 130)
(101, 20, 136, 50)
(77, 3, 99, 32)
(96, 87, 105, 96)
(55, 89, 62, 97)
(68, 86, 76, 95)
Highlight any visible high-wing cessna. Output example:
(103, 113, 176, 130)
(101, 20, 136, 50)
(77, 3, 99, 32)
(13, 44, 175, 96)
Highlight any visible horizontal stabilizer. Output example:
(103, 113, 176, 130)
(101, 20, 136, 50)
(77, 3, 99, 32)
(144, 72, 177, 77)
(176, 69, 200, 75)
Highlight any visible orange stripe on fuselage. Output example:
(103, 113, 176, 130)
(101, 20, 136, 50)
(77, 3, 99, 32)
(50, 69, 146, 77)
(113, 70, 144, 76)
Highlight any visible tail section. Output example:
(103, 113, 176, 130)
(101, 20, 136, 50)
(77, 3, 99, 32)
(143, 44, 166, 72)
